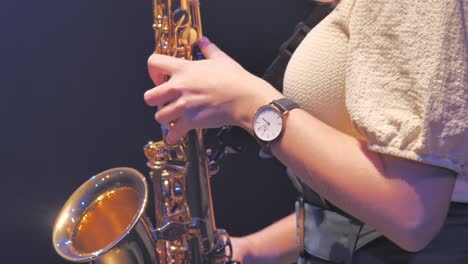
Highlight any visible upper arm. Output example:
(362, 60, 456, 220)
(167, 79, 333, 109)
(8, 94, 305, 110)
(378, 152, 456, 251)
(345, 0, 466, 242)
(343, 1, 467, 250)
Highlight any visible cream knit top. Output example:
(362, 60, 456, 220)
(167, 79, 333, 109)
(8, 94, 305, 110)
(284, 0, 468, 201)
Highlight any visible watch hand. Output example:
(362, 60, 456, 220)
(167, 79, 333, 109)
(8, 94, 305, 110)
(262, 117, 270, 126)
(258, 123, 268, 130)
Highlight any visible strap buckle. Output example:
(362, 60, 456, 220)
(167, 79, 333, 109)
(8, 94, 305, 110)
(296, 197, 306, 257)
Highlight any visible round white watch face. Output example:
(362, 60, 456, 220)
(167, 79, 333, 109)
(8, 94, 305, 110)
(253, 105, 283, 141)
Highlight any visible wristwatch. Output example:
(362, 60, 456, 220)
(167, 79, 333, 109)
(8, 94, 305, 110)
(253, 98, 300, 154)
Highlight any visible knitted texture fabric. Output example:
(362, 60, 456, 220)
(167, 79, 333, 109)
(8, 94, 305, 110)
(284, 0, 468, 201)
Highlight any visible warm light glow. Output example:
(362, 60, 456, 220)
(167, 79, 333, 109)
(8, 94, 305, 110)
(55, 211, 70, 231)
(72, 187, 140, 254)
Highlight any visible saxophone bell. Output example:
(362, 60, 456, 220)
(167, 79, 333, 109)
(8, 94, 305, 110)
(52, 168, 159, 264)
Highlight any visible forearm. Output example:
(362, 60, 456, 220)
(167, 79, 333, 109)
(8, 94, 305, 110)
(266, 109, 454, 251)
(243, 213, 299, 264)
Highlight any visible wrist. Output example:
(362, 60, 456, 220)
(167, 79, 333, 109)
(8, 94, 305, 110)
(231, 236, 255, 263)
(236, 76, 283, 133)
(243, 233, 260, 260)
(244, 232, 283, 263)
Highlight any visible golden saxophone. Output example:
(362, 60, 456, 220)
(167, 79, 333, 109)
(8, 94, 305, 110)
(52, 0, 237, 263)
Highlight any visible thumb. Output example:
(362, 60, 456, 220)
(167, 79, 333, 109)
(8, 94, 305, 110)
(198, 37, 226, 59)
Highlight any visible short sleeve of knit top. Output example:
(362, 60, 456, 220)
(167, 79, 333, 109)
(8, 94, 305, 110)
(283, 0, 468, 201)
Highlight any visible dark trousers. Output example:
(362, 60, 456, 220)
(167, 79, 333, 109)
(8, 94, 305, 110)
(299, 202, 468, 264)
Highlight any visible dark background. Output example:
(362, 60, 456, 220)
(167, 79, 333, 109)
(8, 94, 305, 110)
(1, 0, 318, 262)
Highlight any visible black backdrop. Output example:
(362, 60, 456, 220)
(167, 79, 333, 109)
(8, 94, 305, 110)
(1, 0, 317, 262)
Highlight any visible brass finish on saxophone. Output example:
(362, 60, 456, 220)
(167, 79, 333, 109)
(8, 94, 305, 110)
(52, 0, 235, 263)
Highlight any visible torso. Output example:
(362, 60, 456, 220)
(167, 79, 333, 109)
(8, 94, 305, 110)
(283, 0, 468, 202)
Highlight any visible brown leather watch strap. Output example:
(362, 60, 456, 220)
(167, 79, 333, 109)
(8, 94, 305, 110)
(272, 98, 300, 113)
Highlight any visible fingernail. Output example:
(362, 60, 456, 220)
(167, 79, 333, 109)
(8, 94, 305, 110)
(199, 36, 210, 48)
(143, 91, 150, 102)
(165, 133, 174, 144)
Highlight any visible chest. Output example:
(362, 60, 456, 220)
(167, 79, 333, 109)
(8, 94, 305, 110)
(283, 0, 359, 138)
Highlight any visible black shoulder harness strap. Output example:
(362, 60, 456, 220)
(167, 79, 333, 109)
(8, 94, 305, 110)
(262, 3, 334, 92)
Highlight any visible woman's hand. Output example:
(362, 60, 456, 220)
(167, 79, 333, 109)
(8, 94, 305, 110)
(145, 37, 282, 144)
